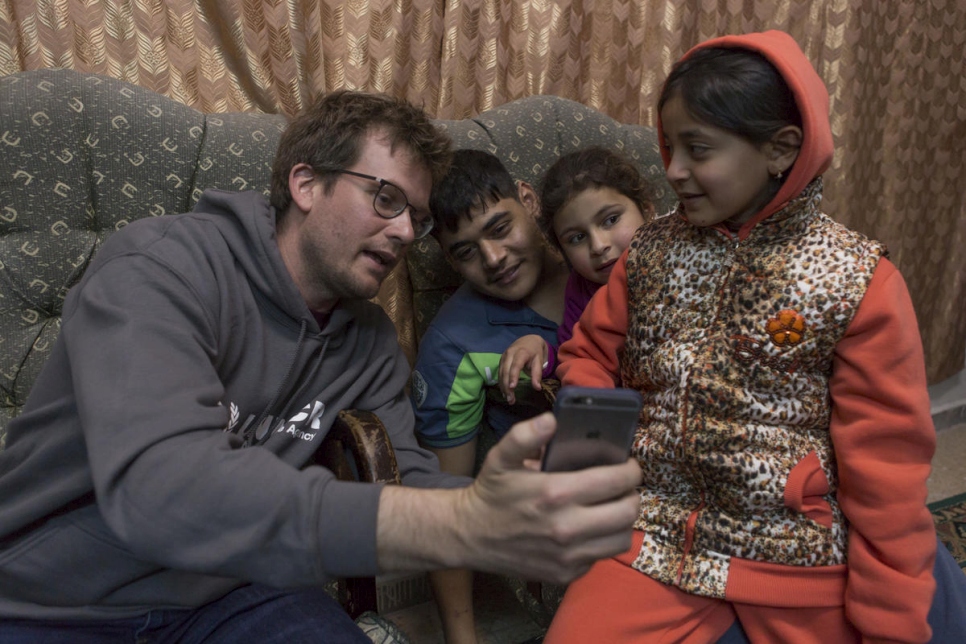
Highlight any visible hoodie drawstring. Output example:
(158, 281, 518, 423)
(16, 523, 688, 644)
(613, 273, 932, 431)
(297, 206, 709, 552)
(243, 319, 309, 447)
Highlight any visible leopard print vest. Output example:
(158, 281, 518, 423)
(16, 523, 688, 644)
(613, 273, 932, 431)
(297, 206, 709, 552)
(620, 179, 887, 597)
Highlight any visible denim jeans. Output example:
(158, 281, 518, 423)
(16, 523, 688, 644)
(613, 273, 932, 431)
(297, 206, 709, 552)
(929, 538, 966, 642)
(0, 583, 371, 643)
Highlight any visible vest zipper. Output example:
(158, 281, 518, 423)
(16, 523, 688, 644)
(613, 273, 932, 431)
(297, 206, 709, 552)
(675, 230, 734, 584)
(676, 491, 706, 585)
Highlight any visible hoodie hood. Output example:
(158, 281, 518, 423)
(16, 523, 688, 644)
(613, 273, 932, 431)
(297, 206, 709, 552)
(190, 189, 356, 338)
(658, 30, 834, 232)
(192, 189, 308, 321)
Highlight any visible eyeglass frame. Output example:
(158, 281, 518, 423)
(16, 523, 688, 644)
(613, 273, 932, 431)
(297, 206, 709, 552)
(328, 169, 434, 239)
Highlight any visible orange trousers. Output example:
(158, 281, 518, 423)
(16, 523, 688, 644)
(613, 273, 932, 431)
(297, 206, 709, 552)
(544, 543, 859, 643)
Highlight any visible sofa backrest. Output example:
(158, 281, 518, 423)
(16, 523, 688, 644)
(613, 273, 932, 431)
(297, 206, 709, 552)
(0, 69, 672, 445)
(0, 69, 287, 440)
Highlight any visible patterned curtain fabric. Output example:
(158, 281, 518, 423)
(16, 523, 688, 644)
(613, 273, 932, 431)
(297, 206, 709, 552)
(1, 0, 963, 383)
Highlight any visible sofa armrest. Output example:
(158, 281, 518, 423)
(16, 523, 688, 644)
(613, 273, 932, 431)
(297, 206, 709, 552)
(314, 409, 402, 485)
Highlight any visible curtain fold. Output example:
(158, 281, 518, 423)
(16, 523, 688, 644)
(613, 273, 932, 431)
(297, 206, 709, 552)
(2, 0, 962, 383)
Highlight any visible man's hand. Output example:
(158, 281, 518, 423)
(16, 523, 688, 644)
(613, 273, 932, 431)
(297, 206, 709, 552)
(376, 413, 641, 583)
(456, 412, 641, 583)
(498, 334, 549, 404)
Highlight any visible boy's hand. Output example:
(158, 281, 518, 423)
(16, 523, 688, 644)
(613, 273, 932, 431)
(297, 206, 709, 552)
(499, 334, 549, 404)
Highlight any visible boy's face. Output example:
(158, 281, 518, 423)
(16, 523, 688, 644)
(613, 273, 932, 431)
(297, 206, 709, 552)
(437, 183, 547, 303)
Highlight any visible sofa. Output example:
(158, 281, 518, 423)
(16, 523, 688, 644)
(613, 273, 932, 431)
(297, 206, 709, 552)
(0, 67, 674, 446)
(0, 68, 672, 632)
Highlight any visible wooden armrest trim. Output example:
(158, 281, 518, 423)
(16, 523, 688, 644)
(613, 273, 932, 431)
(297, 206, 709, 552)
(313, 409, 401, 485)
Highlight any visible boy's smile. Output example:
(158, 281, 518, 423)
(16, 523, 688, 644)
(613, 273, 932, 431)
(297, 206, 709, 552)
(437, 193, 547, 304)
(489, 262, 521, 287)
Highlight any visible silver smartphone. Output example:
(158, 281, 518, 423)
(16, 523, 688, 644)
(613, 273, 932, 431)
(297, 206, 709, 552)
(541, 386, 643, 472)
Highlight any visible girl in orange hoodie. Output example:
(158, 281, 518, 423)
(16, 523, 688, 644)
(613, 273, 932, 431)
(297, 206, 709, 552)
(548, 31, 963, 643)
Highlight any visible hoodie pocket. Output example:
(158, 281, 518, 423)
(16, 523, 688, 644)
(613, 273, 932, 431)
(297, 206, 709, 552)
(0, 505, 158, 605)
(784, 451, 833, 528)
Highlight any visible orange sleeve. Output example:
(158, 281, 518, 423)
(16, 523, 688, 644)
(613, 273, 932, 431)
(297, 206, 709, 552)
(829, 258, 936, 643)
(556, 249, 631, 388)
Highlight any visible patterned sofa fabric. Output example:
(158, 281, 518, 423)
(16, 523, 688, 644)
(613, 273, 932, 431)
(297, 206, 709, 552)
(0, 69, 286, 441)
(0, 68, 671, 446)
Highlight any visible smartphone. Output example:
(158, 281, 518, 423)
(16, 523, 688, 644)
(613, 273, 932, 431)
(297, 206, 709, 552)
(541, 386, 642, 472)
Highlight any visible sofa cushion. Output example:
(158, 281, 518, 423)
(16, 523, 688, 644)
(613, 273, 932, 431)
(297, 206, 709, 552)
(0, 70, 285, 439)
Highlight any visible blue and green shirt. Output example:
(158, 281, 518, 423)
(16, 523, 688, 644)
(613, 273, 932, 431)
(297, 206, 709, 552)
(411, 282, 558, 448)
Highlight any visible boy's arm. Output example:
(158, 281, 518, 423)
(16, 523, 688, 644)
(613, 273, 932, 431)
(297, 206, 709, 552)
(557, 251, 631, 388)
(411, 325, 489, 454)
(829, 258, 936, 644)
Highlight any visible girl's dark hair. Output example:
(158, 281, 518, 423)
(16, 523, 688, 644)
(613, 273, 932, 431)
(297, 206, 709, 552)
(658, 47, 801, 145)
(538, 147, 654, 249)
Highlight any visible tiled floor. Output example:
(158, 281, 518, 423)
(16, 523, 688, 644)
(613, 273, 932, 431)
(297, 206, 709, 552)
(381, 417, 966, 644)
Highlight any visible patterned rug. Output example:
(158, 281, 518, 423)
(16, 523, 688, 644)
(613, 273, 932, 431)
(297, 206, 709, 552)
(931, 491, 966, 569)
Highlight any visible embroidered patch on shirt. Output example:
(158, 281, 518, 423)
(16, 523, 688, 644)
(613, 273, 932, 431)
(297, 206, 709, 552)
(765, 309, 806, 347)
(411, 370, 429, 408)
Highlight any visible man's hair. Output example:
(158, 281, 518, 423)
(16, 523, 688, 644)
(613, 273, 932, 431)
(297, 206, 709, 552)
(658, 47, 801, 146)
(270, 90, 452, 223)
(429, 149, 519, 237)
(539, 146, 654, 250)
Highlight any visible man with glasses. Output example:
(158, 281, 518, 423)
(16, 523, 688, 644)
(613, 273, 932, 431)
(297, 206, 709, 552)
(0, 90, 641, 643)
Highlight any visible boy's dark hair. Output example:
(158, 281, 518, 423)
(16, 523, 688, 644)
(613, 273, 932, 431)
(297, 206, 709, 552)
(429, 149, 519, 237)
(270, 90, 452, 224)
(659, 47, 801, 146)
(539, 147, 654, 249)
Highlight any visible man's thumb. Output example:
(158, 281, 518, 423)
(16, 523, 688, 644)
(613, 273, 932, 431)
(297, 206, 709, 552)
(490, 412, 556, 469)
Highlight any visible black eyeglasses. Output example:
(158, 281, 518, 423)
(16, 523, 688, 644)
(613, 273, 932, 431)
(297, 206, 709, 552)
(332, 169, 434, 239)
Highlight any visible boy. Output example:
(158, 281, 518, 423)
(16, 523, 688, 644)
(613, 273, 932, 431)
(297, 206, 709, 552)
(411, 149, 570, 643)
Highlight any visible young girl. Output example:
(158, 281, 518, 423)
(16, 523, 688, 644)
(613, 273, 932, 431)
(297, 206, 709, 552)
(547, 31, 952, 642)
(498, 147, 654, 403)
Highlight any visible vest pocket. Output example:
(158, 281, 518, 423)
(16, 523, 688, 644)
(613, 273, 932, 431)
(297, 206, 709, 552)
(784, 451, 833, 528)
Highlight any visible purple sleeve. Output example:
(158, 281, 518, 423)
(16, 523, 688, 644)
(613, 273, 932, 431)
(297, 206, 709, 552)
(556, 272, 601, 347)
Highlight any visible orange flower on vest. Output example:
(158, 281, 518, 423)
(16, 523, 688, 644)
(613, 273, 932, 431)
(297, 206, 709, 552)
(766, 309, 806, 347)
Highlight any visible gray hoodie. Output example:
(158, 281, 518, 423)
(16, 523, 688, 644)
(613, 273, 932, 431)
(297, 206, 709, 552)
(0, 190, 459, 619)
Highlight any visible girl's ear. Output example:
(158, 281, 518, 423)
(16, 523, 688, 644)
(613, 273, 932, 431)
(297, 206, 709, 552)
(766, 126, 803, 177)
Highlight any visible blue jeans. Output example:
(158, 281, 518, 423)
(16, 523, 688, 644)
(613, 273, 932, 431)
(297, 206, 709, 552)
(0, 583, 370, 643)
(928, 537, 966, 642)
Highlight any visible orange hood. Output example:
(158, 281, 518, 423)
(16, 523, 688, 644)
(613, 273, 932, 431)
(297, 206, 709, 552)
(658, 31, 834, 234)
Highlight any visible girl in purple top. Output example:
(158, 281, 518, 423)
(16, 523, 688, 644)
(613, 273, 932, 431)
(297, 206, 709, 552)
(499, 147, 656, 403)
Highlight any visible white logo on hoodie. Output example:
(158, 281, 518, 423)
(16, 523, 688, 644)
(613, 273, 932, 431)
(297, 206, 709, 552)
(275, 400, 326, 442)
